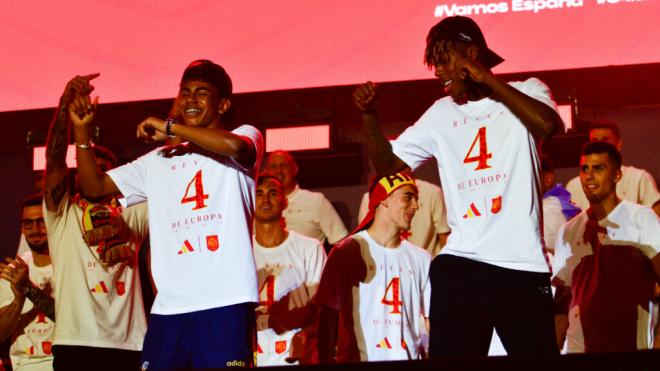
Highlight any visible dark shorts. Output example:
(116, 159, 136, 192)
(428, 254, 558, 357)
(140, 302, 256, 370)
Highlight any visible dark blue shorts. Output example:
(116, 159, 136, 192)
(140, 302, 256, 370)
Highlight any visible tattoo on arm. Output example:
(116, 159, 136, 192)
(45, 105, 70, 207)
(25, 285, 55, 321)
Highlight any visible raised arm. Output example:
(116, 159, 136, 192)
(44, 74, 99, 211)
(353, 82, 408, 176)
(453, 48, 561, 140)
(70, 94, 121, 199)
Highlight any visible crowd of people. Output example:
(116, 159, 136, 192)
(1, 15, 659, 371)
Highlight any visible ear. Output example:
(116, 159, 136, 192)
(218, 99, 231, 115)
(614, 168, 622, 184)
(466, 44, 479, 61)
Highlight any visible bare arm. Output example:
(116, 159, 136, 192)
(70, 95, 121, 199)
(44, 74, 99, 211)
(453, 48, 561, 140)
(353, 82, 408, 176)
(136, 117, 257, 168)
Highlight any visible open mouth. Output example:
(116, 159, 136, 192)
(185, 107, 202, 115)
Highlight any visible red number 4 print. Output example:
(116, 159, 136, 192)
(381, 277, 403, 314)
(463, 127, 492, 170)
(181, 170, 209, 210)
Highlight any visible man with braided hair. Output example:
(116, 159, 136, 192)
(353, 16, 562, 356)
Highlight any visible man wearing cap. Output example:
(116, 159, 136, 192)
(315, 171, 431, 363)
(73, 60, 264, 369)
(354, 16, 562, 356)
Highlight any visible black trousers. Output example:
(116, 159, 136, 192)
(428, 254, 559, 357)
(52, 345, 141, 371)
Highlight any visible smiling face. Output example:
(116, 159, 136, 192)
(255, 177, 287, 223)
(265, 151, 298, 194)
(579, 152, 622, 205)
(379, 184, 419, 231)
(175, 80, 229, 128)
(21, 205, 48, 254)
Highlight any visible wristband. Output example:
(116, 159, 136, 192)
(76, 140, 93, 149)
(165, 118, 178, 138)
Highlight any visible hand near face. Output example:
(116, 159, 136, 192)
(353, 81, 379, 113)
(447, 44, 491, 83)
(136, 116, 167, 142)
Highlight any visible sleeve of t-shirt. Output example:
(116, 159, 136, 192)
(518, 77, 559, 114)
(638, 170, 660, 208)
(107, 151, 152, 208)
(635, 206, 660, 259)
(318, 196, 348, 245)
(231, 125, 264, 173)
(552, 224, 572, 287)
(391, 105, 438, 171)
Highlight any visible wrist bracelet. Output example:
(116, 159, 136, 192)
(165, 118, 178, 138)
(76, 140, 93, 149)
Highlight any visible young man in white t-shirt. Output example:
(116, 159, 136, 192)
(72, 60, 264, 370)
(316, 171, 431, 363)
(252, 174, 326, 366)
(553, 141, 660, 352)
(43, 75, 148, 371)
(353, 16, 563, 356)
(0, 195, 55, 371)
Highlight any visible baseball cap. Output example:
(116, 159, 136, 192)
(427, 16, 504, 69)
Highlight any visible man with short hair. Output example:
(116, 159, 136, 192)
(353, 16, 562, 356)
(565, 120, 660, 216)
(252, 174, 326, 366)
(553, 141, 660, 352)
(316, 171, 431, 363)
(43, 75, 148, 371)
(73, 60, 264, 369)
(0, 194, 55, 371)
(265, 150, 348, 245)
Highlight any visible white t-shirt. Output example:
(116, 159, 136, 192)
(108, 125, 264, 315)
(566, 165, 660, 210)
(359, 179, 450, 256)
(0, 253, 54, 371)
(43, 195, 148, 350)
(392, 78, 555, 273)
(553, 201, 660, 353)
(543, 196, 567, 254)
(284, 185, 348, 245)
(253, 231, 326, 366)
(315, 230, 431, 362)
